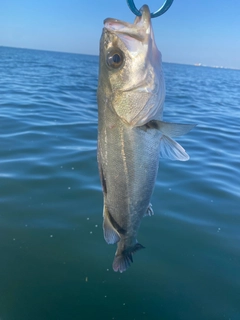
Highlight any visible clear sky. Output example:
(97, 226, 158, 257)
(1, 0, 240, 69)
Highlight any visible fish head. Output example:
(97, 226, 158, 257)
(98, 5, 165, 126)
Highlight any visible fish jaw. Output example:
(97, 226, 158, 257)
(104, 4, 152, 47)
(98, 5, 165, 127)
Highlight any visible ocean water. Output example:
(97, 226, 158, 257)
(0, 46, 239, 320)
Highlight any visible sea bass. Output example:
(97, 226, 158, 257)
(97, 5, 195, 273)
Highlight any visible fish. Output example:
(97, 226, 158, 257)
(97, 5, 196, 273)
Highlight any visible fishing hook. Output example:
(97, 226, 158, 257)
(126, 0, 174, 18)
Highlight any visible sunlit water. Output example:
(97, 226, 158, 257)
(0, 46, 239, 320)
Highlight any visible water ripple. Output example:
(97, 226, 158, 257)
(0, 47, 240, 319)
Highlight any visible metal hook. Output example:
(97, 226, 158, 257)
(126, 0, 174, 18)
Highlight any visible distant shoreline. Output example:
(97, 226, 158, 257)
(1, 45, 239, 71)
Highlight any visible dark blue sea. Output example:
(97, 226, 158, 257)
(0, 46, 240, 320)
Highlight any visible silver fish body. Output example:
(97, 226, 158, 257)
(97, 5, 195, 273)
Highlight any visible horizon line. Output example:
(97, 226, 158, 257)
(1, 45, 239, 71)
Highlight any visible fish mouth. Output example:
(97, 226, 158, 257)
(104, 5, 151, 42)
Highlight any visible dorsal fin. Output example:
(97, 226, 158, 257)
(99, 164, 107, 194)
(103, 205, 123, 244)
(107, 209, 126, 235)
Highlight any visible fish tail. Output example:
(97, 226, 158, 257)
(112, 243, 145, 273)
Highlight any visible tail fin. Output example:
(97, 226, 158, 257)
(112, 243, 145, 273)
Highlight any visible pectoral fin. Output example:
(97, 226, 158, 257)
(160, 135, 189, 161)
(149, 120, 196, 137)
(146, 120, 196, 161)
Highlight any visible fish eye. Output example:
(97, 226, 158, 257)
(106, 49, 124, 69)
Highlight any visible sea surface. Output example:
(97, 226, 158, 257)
(0, 46, 239, 320)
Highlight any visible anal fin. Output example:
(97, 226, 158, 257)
(144, 203, 154, 217)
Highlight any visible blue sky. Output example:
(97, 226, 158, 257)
(1, 0, 240, 69)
